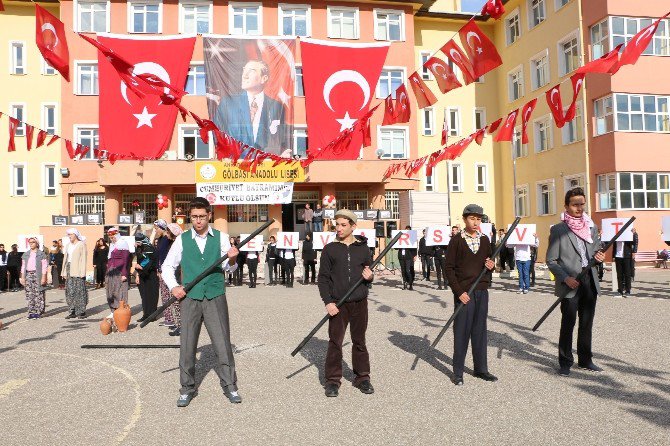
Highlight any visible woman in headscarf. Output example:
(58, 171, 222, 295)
(61, 228, 89, 319)
(159, 223, 184, 336)
(20, 237, 48, 319)
(92, 238, 109, 289)
(134, 232, 159, 323)
(105, 227, 130, 319)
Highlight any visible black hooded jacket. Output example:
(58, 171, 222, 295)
(318, 235, 373, 305)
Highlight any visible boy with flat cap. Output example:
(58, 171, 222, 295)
(444, 204, 497, 386)
(318, 209, 374, 397)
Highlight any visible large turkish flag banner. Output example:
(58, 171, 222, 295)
(98, 34, 195, 159)
(35, 4, 70, 81)
(300, 38, 389, 159)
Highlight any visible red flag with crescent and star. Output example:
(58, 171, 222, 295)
(35, 4, 70, 81)
(493, 109, 519, 143)
(440, 40, 477, 85)
(96, 34, 195, 159)
(481, 0, 505, 20)
(408, 72, 437, 109)
(459, 19, 502, 78)
(520, 98, 537, 144)
(424, 56, 462, 94)
(545, 73, 584, 128)
(300, 38, 390, 159)
(614, 12, 670, 71)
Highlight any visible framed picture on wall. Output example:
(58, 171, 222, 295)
(86, 214, 102, 225)
(323, 209, 335, 219)
(353, 210, 365, 220)
(379, 210, 392, 219)
(365, 209, 379, 220)
(118, 214, 132, 225)
(52, 215, 68, 226)
(70, 215, 84, 225)
(133, 211, 145, 224)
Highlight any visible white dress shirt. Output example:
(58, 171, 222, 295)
(513, 236, 539, 262)
(282, 249, 294, 260)
(162, 227, 237, 291)
(247, 252, 258, 260)
(247, 91, 265, 142)
(615, 241, 625, 258)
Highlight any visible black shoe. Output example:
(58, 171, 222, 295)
(223, 389, 242, 404)
(408, 284, 414, 290)
(78, 313, 87, 319)
(356, 380, 374, 394)
(65, 312, 76, 319)
(558, 365, 571, 376)
(325, 383, 339, 397)
(437, 286, 443, 290)
(578, 362, 603, 373)
(137, 316, 147, 323)
(402, 283, 406, 290)
(177, 391, 197, 407)
(169, 328, 181, 337)
(474, 371, 498, 382)
(453, 377, 464, 386)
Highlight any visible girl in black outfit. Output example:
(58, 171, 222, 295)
(134, 233, 159, 322)
(266, 236, 278, 285)
(302, 233, 317, 285)
(280, 247, 297, 287)
(92, 238, 109, 289)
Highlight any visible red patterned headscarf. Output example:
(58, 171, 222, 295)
(561, 212, 593, 243)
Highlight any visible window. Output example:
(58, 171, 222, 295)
(10, 164, 26, 197)
(528, 0, 546, 28)
(10, 104, 26, 137)
(384, 191, 400, 219)
(180, 125, 211, 159)
(378, 127, 408, 159)
(75, 126, 99, 160)
(475, 163, 488, 192)
(374, 9, 404, 41)
(123, 193, 159, 222)
(293, 127, 307, 158)
(425, 166, 436, 192)
(597, 173, 617, 210)
(474, 108, 486, 130)
(447, 107, 460, 136)
(76, 62, 99, 95)
(229, 3, 262, 35)
(611, 16, 670, 57)
(74, 194, 106, 219)
(180, 2, 212, 34)
(594, 95, 613, 136)
(76, 0, 109, 33)
(129, 1, 161, 33)
(530, 50, 549, 90)
(185, 64, 206, 95)
(42, 59, 57, 76)
(555, 0, 570, 9)
(512, 126, 528, 158)
(516, 185, 529, 217)
(42, 104, 57, 135)
(337, 191, 369, 210)
(295, 66, 304, 96)
(227, 204, 269, 222)
(506, 9, 521, 45)
(328, 7, 359, 39)
(450, 163, 463, 192)
(279, 4, 310, 37)
(508, 66, 524, 101)
(590, 19, 609, 59)
(564, 174, 584, 195)
(614, 93, 670, 133)
(420, 51, 432, 80)
(559, 32, 579, 75)
(174, 193, 196, 215)
(534, 116, 553, 152)
(537, 180, 556, 215)
(562, 104, 584, 144)
(618, 172, 670, 209)
(43, 164, 57, 197)
(377, 69, 404, 98)
(422, 108, 434, 136)
(10, 42, 26, 75)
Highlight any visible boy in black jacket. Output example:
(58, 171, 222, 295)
(318, 209, 374, 398)
(445, 204, 496, 386)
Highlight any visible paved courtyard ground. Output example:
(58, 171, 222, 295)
(1, 267, 668, 445)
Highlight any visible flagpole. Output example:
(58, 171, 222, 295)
(446, 160, 453, 226)
(511, 142, 518, 217)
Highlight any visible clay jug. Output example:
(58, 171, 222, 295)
(113, 301, 132, 332)
(99, 318, 112, 335)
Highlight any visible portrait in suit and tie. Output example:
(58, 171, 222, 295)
(214, 60, 289, 156)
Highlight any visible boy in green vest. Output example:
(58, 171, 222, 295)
(162, 198, 240, 407)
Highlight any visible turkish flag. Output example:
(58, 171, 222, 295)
(545, 84, 565, 127)
(424, 56, 462, 94)
(520, 99, 537, 144)
(25, 124, 34, 151)
(65, 140, 75, 159)
(96, 34, 195, 159)
(0, 0, 4, 12)
(441, 40, 477, 85)
(450, 133, 475, 158)
(441, 112, 449, 146)
(576, 44, 623, 75)
(382, 95, 396, 125)
(564, 73, 585, 123)
(488, 118, 503, 134)
(394, 84, 412, 123)
(481, 0, 505, 20)
(494, 109, 519, 142)
(8, 117, 18, 152)
(474, 128, 486, 145)
(459, 19, 502, 78)
(616, 12, 670, 70)
(35, 4, 70, 82)
(408, 72, 437, 109)
(301, 38, 390, 159)
(36, 129, 48, 148)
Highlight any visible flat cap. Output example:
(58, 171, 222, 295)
(334, 209, 357, 224)
(462, 204, 484, 216)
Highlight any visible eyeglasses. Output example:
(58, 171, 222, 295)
(190, 214, 209, 221)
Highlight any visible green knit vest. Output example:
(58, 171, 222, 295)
(181, 229, 225, 301)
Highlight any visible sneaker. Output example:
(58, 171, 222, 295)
(453, 377, 464, 386)
(356, 380, 375, 394)
(65, 312, 76, 319)
(522, 289, 529, 294)
(27, 313, 36, 319)
(224, 390, 242, 404)
(325, 383, 339, 397)
(177, 392, 196, 407)
(516, 289, 523, 294)
(169, 328, 181, 337)
(578, 362, 604, 373)
(78, 313, 87, 319)
(558, 365, 571, 376)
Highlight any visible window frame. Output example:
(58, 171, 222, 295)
(563, 173, 585, 195)
(179, 0, 213, 34)
(74, 60, 99, 96)
(420, 51, 433, 80)
(475, 162, 488, 193)
(42, 163, 58, 197)
(616, 172, 670, 210)
(278, 3, 311, 37)
(293, 125, 308, 158)
(185, 62, 206, 96)
(74, 0, 111, 33)
(562, 103, 584, 144)
(127, 0, 163, 34)
(597, 173, 617, 211)
(590, 18, 610, 60)
(424, 165, 437, 192)
(474, 107, 487, 131)
(533, 114, 554, 153)
(377, 125, 409, 159)
(449, 162, 463, 193)
(10, 163, 28, 197)
(376, 66, 406, 99)
(422, 107, 435, 137)
(73, 124, 100, 161)
(228, 2, 263, 36)
(528, 0, 547, 30)
(557, 30, 580, 76)
(447, 106, 461, 137)
(41, 103, 58, 135)
(555, 0, 570, 11)
(327, 5, 360, 40)
(507, 65, 525, 102)
(9, 103, 26, 137)
(373, 8, 405, 42)
(294, 64, 304, 97)
(610, 16, 670, 58)
(516, 184, 530, 217)
(178, 124, 213, 160)
(506, 8, 521, 46)
(536, 179, 557, 216)
(512, 125, 528, 158)
(9, 41, 27, 75)
(594, 94, 614, 136)
(41, 58, 57, 76)
(529, 48, 550, 90)
(613, 93, 670, 133)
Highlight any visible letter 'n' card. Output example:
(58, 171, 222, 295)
(277, 232, 299, 249)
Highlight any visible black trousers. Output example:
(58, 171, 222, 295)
(247, 258, 258, 286)
(326, 299, 370, 386)
(138, 270, 159, 318)
(435, 257, 448, 288)
(8, 266, 20, 289)
(530, 259, 536, 284)
(559, 271, 598, 368)
(420, 255, 433, 280)
(283, 258, 295, 285)
(234, 263, 244, 285)
(95, 263, 107, 285)
(452, 289, 489, 379)
(399, 258, 414, 285)
(498, 249, 507, 271)
(267, 259, 278, 283)
(0, 266, 6, 290)
(303, 261, 316, 283)
(615, 257, 632, 294)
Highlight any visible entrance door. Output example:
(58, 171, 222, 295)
(281, 203, 294, 232)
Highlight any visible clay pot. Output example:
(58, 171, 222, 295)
(113, 301, 132, 332)
(99, 318, 112, 335)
